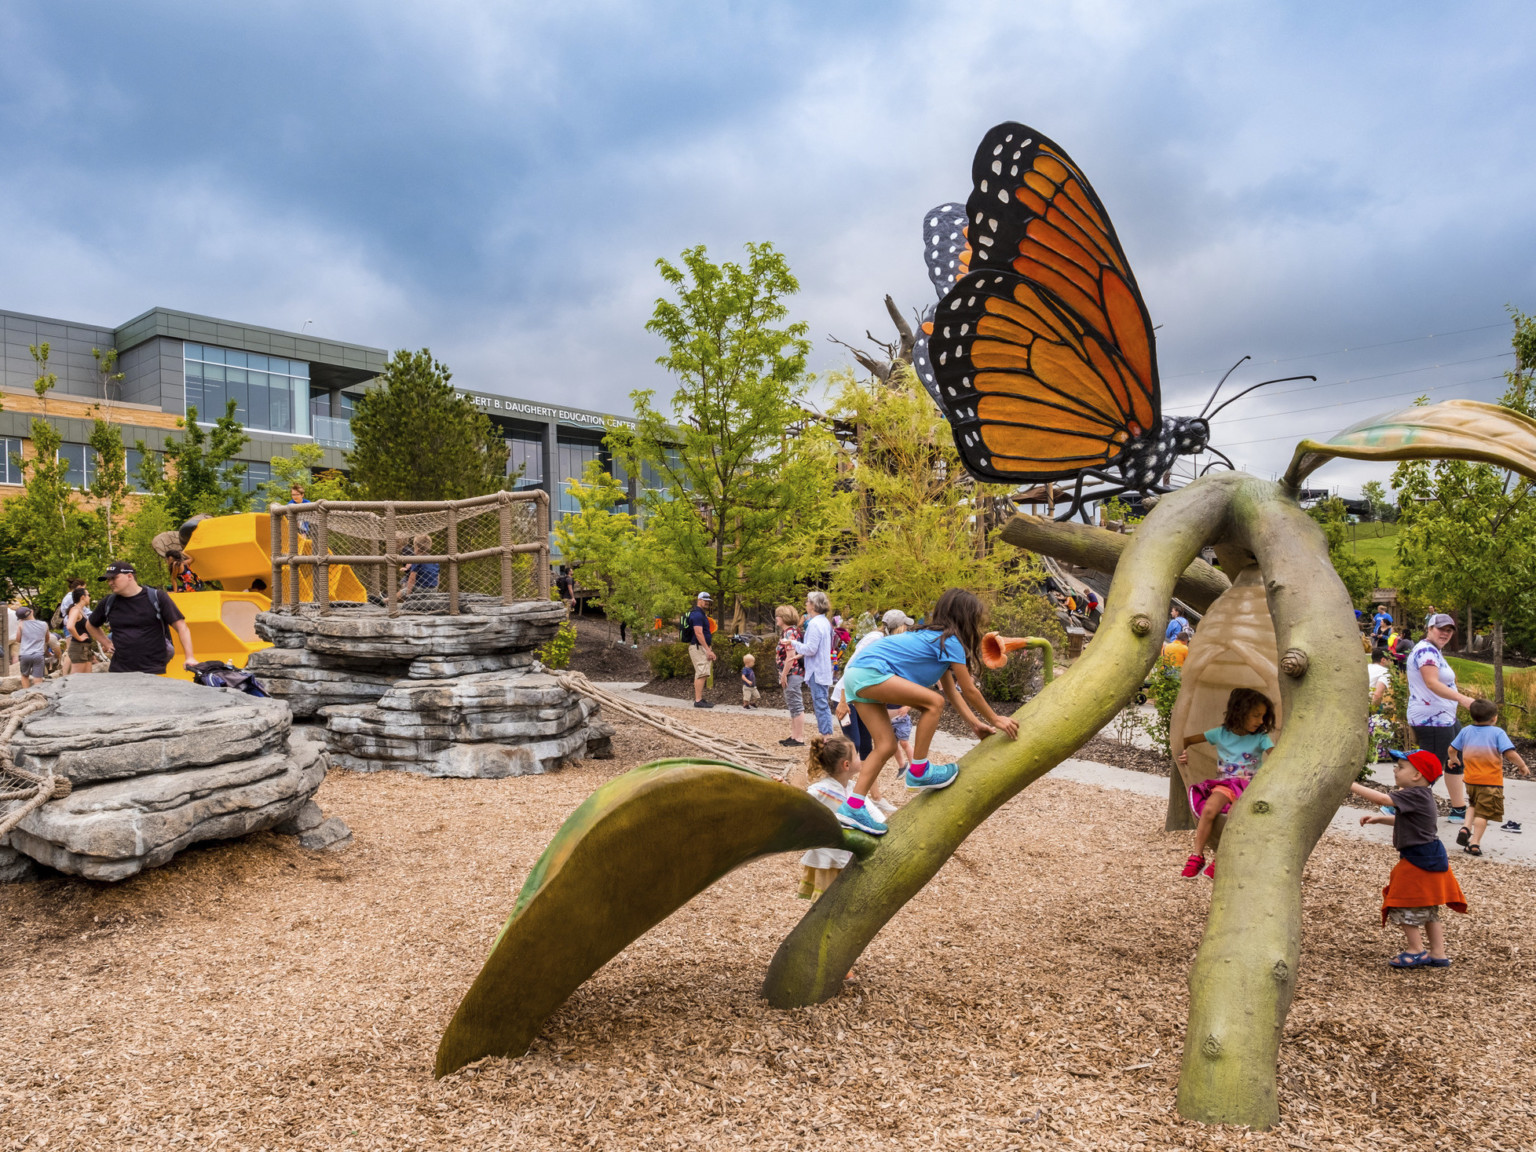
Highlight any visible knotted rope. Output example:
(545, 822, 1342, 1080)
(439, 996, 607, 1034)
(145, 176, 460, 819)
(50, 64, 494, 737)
(0, 694, 68, 839)
(555, 670, 797, 779)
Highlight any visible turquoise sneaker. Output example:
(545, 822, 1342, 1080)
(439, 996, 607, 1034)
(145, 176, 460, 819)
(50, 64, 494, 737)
(904, 761, 959, 791)
(836, 799, 887, 835)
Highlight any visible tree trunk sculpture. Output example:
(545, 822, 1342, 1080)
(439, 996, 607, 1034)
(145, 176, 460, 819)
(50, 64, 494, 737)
(437, 400, 1536, 1130)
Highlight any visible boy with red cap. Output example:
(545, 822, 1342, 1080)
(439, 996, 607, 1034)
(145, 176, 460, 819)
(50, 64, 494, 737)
(1350, 749, 1467, 968)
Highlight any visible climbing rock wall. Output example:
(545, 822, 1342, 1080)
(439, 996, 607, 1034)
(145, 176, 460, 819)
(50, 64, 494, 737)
(5, 675, 331, 881)
(247, 600, 611, 777)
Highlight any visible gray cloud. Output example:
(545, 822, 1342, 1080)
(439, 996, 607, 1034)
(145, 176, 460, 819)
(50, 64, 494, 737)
(2, 0, 1532, 499)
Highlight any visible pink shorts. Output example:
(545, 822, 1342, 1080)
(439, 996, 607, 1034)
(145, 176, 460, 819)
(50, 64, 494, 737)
(1189, 776, 1249, 818)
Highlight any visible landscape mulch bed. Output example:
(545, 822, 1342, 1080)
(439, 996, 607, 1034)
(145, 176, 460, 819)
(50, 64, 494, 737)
(5, 707, 1536, 1149)
(564, 615, 654, 682)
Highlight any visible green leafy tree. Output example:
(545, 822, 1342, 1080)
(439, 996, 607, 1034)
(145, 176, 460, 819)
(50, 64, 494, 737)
(1359, 480, 1392, 522)
(1305, 496, 1377, 607)
(0, 419, 107, 609)
(87, 419, 131, 555)
(555, 460, 684, 640)
(825, 365, 1032, 619)
(606, 243, 844, 626)
(260, 442, 354, 507)
(135, 401, 252, 525)
(93, 347, 125, 414)
(347, 349, 509, 500)
(1392, 310, 1536, 707)
(29, 342, 58, 414)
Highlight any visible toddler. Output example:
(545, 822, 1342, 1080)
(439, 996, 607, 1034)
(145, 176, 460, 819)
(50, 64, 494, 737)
(1352, 750, 1467, 967)
(1176, 688, 1276, 879)
(797, 735, 856, 900)
(1449, 698, 1530, 856)
(740, 654, 760, 708)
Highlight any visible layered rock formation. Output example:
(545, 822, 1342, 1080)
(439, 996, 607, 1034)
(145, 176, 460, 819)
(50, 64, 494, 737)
(5, 675, 331, 881)
(247, 599, 611, 777)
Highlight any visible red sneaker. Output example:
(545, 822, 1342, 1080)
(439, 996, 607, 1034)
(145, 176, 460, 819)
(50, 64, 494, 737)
(1181, 854, 1205, 878)
(1203, 858, 1216, 879)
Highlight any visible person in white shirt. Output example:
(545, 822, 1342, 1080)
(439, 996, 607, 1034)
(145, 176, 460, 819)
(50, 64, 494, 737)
(796, 734, 856, 901)
(1368, 646, 1392, 708)
(789, 590, 836, 736)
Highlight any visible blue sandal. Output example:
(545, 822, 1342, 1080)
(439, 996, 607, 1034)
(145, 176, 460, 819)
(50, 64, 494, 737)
(1389, 951, 1432, 969)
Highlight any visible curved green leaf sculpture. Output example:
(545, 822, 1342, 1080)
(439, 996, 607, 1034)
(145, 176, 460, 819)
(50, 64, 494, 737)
(1284, 398, 1536, 488)
(434, 758, 849, 1076)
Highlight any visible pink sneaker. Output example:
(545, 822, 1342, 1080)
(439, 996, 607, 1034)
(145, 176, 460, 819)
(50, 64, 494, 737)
(1203, 858, 1216, 879)
(1180, 854, 1204, 878)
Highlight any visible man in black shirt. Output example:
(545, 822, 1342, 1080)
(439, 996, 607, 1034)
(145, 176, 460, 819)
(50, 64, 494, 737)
(86, 560, 200, 675)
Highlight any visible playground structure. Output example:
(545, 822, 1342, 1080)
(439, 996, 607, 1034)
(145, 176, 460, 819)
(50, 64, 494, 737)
(433, 398, 1536, 1130)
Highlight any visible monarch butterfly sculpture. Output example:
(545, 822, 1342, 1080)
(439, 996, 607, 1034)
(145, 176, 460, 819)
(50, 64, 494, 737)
(914, 123, 1311, 520)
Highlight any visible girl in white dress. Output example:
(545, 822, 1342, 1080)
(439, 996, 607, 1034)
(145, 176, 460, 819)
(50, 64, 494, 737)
(797, 734, 856, 900)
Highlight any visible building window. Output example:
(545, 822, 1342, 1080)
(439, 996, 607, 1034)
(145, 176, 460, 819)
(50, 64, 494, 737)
(185, 343, 310, 436)
(507, 433, 544, 490)
(556, 437, 603, 516)
(219, 459, 272, 497)
(0, 437, 22, 486)
(125, 448, 158, 494)
(59, 442, 95, 489)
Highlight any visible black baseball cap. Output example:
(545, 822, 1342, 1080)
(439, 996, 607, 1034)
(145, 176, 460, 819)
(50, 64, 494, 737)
(101, 560, 136, 578)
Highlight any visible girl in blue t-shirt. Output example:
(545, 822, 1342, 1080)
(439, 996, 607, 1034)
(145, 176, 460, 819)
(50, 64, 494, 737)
(1175, 687, 1276, 879)
(833, 588, 1019, 835)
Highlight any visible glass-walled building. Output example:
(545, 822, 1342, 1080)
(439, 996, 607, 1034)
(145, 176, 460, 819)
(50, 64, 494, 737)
(1, 305, 385, 503)
(1, 305, 651, 558)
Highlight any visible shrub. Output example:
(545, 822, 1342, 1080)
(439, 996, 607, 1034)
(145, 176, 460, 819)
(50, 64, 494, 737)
(536, 620, 577, 670)
(1141, 662, 1181, 758)
(645, 642, 695, 680)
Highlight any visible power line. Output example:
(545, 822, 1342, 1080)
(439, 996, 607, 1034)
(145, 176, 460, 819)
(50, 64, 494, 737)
(1160, 320, 1512, 381)
(1166, 351, 1514, 414)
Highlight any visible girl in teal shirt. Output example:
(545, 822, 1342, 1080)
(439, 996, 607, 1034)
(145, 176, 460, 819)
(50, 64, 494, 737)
(835, 588, 1019, 835)
(1176, 687, 1276, 879)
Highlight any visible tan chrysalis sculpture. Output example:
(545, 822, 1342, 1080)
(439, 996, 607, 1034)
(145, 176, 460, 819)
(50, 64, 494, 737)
(1168, 567, 1285, 825)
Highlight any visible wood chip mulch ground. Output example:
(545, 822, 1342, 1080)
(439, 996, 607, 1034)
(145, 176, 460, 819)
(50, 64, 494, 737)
(4, 707, 1536, 1150)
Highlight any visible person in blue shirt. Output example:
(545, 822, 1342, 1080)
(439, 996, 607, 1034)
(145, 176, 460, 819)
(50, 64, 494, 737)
(401, 533, 440, 597)
(1166, 607, 1190, 642)
(833, 588, 1019, 835)
(1175, 688, 1276, 879)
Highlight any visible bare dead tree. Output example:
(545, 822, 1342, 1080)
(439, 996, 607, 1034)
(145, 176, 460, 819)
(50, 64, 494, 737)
(828, 295, 917, 386)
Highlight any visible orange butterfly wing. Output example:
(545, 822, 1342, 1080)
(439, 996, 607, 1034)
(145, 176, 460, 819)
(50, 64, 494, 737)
(919, 123, 1160, 483)
(924, 272, 1152, 481)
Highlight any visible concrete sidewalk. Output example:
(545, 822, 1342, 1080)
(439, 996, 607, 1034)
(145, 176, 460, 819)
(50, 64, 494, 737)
(596, 682, 1536, 868)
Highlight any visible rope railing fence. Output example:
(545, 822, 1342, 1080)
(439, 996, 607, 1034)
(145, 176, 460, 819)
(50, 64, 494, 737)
(269, 489, 550, 616)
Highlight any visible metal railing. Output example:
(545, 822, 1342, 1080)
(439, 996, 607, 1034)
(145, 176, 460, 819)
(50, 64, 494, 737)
(269, 489, 550, 616)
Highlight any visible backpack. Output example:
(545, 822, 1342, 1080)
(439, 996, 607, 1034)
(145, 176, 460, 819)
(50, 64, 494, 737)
(190, 660, 270, 697)
(99, 587, 175, 661)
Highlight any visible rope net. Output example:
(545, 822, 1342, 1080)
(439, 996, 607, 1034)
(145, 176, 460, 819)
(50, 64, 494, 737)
(290, 500, 544, 607)
(0, 695, 69, 839)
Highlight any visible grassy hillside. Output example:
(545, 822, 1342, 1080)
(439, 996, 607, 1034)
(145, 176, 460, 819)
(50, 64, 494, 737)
(1344, 521, 1399, 586)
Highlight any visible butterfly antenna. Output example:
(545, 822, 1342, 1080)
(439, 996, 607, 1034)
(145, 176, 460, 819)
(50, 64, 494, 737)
(1204, 374, 1317, 421)
(1197, 355, 1251, 419)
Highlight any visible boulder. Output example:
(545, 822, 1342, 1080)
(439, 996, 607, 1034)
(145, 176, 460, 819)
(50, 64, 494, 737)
(13, 674, 291, 784)
(297, 816, 353, 851)
(322, 668, 599, 777)
(0, 834, 39, 883)
(5, 680, 326, 882)
(255, 599, 564, 660)
(251, 602, 604, 778)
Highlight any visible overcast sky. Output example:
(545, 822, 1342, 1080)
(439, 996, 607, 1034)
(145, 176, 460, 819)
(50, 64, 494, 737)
(3, 1, 1533, 495)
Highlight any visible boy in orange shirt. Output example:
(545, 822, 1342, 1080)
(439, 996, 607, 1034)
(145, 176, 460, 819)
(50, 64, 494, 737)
(1449, 698, 1530, 856)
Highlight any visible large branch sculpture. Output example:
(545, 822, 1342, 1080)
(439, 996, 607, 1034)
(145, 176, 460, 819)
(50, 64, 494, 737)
(435, 400, 1536, 1131)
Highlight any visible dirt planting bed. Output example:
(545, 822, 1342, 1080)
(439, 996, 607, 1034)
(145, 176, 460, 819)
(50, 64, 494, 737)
(4, 707, 1536, 1149)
